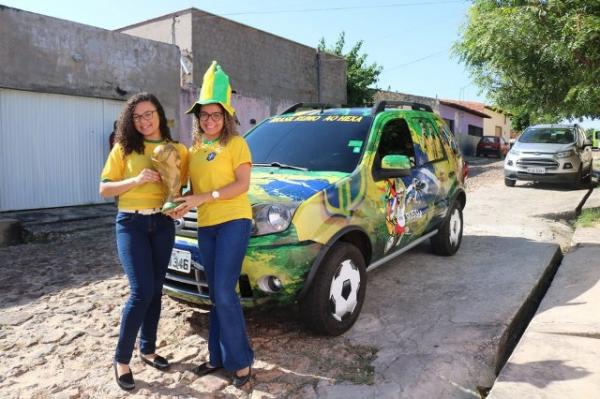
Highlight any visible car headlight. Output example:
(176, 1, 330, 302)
(251, 203, 298, 236)
(509, 148, 520, 156)
(556, 150, 574, 158)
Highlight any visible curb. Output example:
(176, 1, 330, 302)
(0, 218, 24, 247)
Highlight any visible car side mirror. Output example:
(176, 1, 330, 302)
(583, 140, 592, 148)
(375, 154, 412, 180)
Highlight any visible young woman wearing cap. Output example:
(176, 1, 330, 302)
(171, 62, 254, 387)
(99, 92, 188, 391)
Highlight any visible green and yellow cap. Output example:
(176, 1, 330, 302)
(186, 61, 235, 116)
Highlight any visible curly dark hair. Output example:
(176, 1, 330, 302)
(191, 103, 239, 148)
(115, 92, 173, 155)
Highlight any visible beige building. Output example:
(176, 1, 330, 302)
(483, 106, 512, 142)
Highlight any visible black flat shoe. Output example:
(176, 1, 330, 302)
(140, 353, 170, 370)
(113, 362, 135, 391)
(232, 367, 252, 387)
(191, 362, 222, 377)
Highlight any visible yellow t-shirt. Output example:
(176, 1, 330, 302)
(189, 135, 252, 227)
(101, 140, 189, 211)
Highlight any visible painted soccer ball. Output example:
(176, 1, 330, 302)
(329, 259, 361, 321)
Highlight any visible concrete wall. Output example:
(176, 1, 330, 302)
(190, 9, 346, 113)
(0, 6, 182, 136)
(374, 90, 440, 112)
(117, 11, 194, 87)
(120, 8, 346, 119)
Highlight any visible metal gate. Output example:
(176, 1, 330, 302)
(0, 89, 124, 211)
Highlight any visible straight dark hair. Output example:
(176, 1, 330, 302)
(116, 92, 173, 155)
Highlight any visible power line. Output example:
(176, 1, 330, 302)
(211, 1, 465, 17)
(382, 50, 447, 72)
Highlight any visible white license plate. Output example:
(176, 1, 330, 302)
(168, 249, 191, 273)
(527, 167, 546, 174)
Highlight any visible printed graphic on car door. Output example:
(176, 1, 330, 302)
(373, 117, 441, 255)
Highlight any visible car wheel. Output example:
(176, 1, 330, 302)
(505, 178, 516, 187)
(430, 202, 463, 256)
(299, 242, 366, 336)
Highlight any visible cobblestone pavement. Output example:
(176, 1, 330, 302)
(0, 218, 376, 398)
(0, 160, 518, 398)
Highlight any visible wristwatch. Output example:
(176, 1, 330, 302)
(211, 190, 220, 200)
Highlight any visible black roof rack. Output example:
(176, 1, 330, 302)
(279, 102, 340, 115)
(372, 100, 433, 114)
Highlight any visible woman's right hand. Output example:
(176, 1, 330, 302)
(133, 168, 161, 185)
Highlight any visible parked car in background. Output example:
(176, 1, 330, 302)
(504, 124, 593, 187)
(591, 130, 600, 150)
(165, 101, 467, 336)
(476, 136, 509, 158)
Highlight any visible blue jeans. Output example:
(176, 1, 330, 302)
(114, 212, 175, 364)
(197, 218, 254, 371)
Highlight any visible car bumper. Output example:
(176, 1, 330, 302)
(478, 148, 501, 155)
(504, 168, 579, 183)
(163, 237, 322, 307)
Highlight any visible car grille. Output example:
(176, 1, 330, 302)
(175, 209, 198, 238)
(164, 260, 210, 298)
(516, 157, 559, 169)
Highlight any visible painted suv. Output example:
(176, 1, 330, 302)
(165, 101, 467, 336)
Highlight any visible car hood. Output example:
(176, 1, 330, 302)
(248, 167, 349, 205)
(513, 142, 575, 153)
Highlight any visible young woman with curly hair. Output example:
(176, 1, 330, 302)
(99, 92, 188, 391)
(172, 62, 254, 388)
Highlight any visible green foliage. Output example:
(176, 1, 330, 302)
(319, 32, 383, 105)
(576, 208, 600, 228)
(454, 0, 600, 122)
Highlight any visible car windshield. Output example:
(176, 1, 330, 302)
(519, 128, 575, 144)
(245, 114, 372, 173)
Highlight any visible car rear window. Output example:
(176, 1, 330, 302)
(481, 137, 497, 143)
(519, 128, 575, 144)
(245, 114, 373, 173)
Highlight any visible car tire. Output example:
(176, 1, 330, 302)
(299, 242, 366, 336)
(504, 178, 516, 187)
(430, 202, 463, 256)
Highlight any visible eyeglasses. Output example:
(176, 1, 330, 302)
(199, 111, 224, 122)
(132, 110, 157, 123)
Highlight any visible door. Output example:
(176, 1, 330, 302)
(372, 117, 437, 256)
(0, 89, 124, 211)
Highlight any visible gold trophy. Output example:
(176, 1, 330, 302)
(151, 143, 182, 213)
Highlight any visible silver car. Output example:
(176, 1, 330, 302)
(504, 124, 593, 187)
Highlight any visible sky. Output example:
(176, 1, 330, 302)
(3, 0, 599, 129)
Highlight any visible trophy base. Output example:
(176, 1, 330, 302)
(161, 200, 183, 214)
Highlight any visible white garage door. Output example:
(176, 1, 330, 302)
(0, 89, 124, 211)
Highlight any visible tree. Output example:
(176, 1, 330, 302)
(318, 32, 383, 105)
(453, 0, 600, 122)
